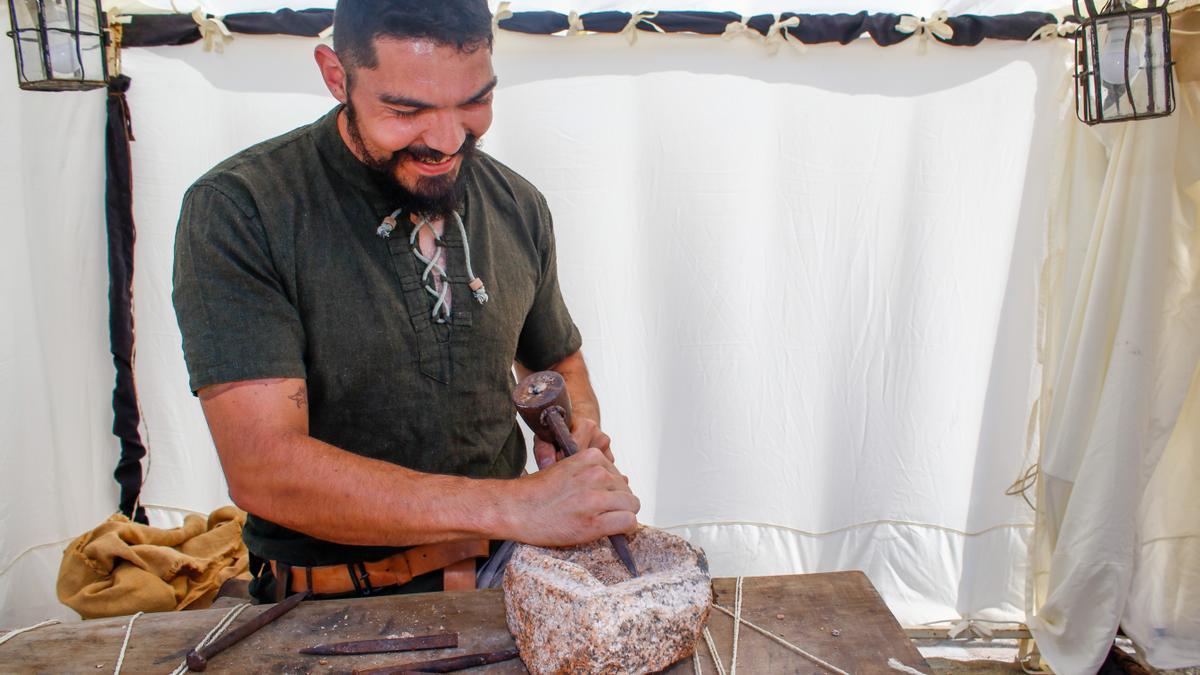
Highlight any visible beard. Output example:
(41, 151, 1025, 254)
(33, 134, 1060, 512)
(344, 102, 478, 219)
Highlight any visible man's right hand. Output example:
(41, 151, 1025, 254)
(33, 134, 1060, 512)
(510, 445, 640, 547)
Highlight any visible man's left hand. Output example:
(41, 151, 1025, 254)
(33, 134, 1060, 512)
(533, 416, 612, 469)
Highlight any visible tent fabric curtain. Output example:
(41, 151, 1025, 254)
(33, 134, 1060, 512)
(0, 10, 117, 627)
(119, 8, 1058, 48)
(1028, 17, 1200, 670)
(110, 34, 1065, 633)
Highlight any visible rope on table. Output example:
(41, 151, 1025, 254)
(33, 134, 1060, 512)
(711, 602, 851, 675)
(167, 603, 252, 675)
(729, 576, 743, 674)
(0, 619, 61, 647)
(698, 576, 745, 675)
(113, 611, 143, 674)
(701, 626, 727, 675)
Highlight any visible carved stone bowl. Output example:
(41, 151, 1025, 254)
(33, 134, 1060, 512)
(503, 526, 711, 675)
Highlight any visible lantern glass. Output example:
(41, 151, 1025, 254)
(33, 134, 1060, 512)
(1075, 5, 1174, 125)
(6, 0, 107, 91)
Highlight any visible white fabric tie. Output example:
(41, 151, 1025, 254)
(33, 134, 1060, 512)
(492, 1, 512, 36)
(621, 11, 662, 45)
(896, 10, 953, 54)
(722, 17, 753, 41)
(1028, 19, 1079, 42)
(764, 15, 803, 55)
(191, 8, 233, 53)
(106, 7, 131, 26)
(566, 10, 585, 37)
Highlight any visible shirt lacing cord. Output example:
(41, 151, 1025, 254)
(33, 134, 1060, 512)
(378, 209, 489, 324)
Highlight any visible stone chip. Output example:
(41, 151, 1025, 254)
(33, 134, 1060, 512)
(504, 526, 711, 675)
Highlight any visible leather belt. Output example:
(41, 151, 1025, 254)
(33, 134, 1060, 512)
(270, 539, 489, 598)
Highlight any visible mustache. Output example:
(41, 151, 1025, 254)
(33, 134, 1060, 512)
(396, 137, 477, 164)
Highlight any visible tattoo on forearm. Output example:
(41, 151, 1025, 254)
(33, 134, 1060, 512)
(287, 386, 307, 409)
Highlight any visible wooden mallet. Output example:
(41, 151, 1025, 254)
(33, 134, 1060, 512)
(512, 371, 640, 577)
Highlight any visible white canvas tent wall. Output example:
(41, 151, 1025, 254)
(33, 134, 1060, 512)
(2, 2, 1197, 672)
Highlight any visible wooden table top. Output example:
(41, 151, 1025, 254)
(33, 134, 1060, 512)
(0, 571, 929, 674)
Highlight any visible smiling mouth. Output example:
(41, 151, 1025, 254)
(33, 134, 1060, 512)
(408, 155, 456, 175)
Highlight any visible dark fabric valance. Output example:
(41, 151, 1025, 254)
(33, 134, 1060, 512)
(122, 9, 1061, 49)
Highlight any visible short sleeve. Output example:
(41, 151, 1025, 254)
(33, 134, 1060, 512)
(515, 192, 583, 371)
(172, 182, 306, 392)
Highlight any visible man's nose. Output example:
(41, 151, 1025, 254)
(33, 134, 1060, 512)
(420, 110, 467, 157)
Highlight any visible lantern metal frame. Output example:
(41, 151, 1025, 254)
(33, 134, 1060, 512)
(1073, 0, 1175, 125)
(5, 0, 109, 91)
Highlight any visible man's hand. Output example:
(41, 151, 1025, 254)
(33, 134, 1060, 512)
(532, 416, 612, 468)
(511, 445, 638, 547)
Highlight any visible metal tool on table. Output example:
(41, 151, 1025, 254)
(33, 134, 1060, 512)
(300, 632, 458, 656)
(186, 591, 309, 671)
(352, 647, 521, 674)
(512, 370, 640, 578)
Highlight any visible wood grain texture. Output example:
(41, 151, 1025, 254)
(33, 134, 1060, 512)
(0, 572, 929, 674)
(674, 572, 931, 674)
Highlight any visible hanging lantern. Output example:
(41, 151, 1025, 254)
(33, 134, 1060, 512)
(6, 0, 108, 90)
(1074, 0, 1175, 125)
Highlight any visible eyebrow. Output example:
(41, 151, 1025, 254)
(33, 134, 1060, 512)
(378, 77, 499, 109)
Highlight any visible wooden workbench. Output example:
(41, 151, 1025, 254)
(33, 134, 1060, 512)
(0, 572, 929, 674)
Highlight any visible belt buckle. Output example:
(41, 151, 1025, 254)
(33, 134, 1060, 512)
(348, 562, 374, 596)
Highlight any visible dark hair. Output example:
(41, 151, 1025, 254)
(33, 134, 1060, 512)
(333, 0, 493, 71)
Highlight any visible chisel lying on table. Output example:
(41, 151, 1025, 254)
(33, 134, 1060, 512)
(301, 632, 458, 655)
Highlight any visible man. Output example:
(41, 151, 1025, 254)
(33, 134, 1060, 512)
(172, 0, 639, 602)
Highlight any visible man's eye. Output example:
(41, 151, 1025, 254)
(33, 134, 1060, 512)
(391, 108, 420, 117)
(467, 95, 493, 108)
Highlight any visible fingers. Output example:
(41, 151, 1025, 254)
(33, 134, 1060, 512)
(570, 417, 611, 457)
(572, 447, 627, 482)
(512, 451, 641, 546)
(532, 439, 557, 470)
(594, 510, 639, 536)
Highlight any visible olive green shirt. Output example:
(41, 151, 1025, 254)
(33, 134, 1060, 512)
(173, 107, 582, 566)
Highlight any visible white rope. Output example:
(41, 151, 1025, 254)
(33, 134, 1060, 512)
(451, 211, 488, 304)
(409, 215, 452, 323)
(113, 611, 143, 675)
(895, 11, 954, 54)
(167, 603, 252, 675)
(701, 627, 728, 675)
(0, 619, 60, 647)
(889, 657, 926, 674)
(711, 603, 850, 675)
(729, 576, 743, 674)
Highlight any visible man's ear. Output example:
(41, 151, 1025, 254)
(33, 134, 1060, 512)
(314, 44, 349, 103)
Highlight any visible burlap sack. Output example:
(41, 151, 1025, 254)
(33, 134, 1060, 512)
(56, 506, 250, 619)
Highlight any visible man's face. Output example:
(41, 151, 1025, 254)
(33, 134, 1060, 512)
(333, 38, 496, 214)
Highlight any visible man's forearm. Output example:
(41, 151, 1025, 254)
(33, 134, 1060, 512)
(202, 377, 637, 551)
(549, 350, 601, 425)
(223, 430, 518, 548)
